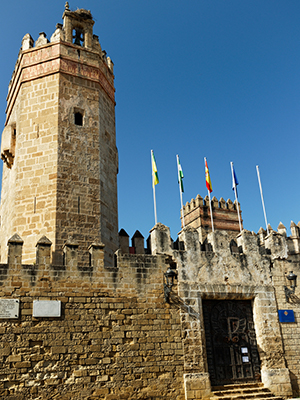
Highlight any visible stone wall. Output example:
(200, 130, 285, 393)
(174, 224, 300, 398)
(1, 221, 300, 399)
(0, 294, 184, 400)
(0, 73, 59, 264)
(271, 254, 300, 396)
(97, 223, 300, 399)
(56, 71, 118, 267)
(0, 236, 185, 400)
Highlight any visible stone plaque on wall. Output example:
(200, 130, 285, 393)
(33, 300, 61, 317)
(0, 299, 20, 318)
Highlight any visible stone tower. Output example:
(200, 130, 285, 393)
(182, 194, 243, 242)
(0, 3, 118, 265)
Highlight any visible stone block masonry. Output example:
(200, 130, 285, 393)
(0, 294, 184, 400)
(0, 220, 300, 399)
(0, 236, 185, 400)
(1, 74, 59, 264)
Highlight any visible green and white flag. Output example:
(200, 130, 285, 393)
(177, 155, 184, 193)
(177, 154, 185, 228)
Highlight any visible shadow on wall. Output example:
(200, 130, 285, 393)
(290, 371, 300, 398)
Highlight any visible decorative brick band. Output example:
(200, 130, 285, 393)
(5, 42, 115, 124)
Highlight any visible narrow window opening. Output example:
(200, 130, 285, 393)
(201, 238, 212, 252)
(74, 112, 83, 126)
(78, 196, 80, 213)
(230, 239, 240, 254)
(11, 126, 16, 159)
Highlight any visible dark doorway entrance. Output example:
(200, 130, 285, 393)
(203, 300, 261, 386)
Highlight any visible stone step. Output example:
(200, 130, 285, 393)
(211, 383, 283, 400)
(212, 383, 264, 391)
(212, 395, 282, 400)
(214, 386, 269, 394)
(213, 388, 269, 396)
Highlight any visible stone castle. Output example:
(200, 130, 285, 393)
(0, 4, 299, 400)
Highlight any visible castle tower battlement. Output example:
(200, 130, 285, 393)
(182, 194, 242, 242)
(2, 219, 299, 294)
(0, 4, 118, 266)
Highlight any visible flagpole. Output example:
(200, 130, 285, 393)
(176, 155, 185, 228)
(230, 162, 242, 232)
(256, 165, 269, 235)
(153, 179, 157, 225)
(208, 190, 214, 232)
(151, 150, 158, 225)
(204, 157, 214, 232)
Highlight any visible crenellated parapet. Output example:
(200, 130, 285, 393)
(183, 195, 238, 213)
(255, 221, 300, 256)
(5, 220, 299, 293)
(120, 219, 300, 266)
(287, 221, 300, 254)
(143, 220, 300, 287)
(182, 194, 242, 242)
(118, 228, 149, 255)
(0, 234, 107, 289)
(0, 233, 169, 302)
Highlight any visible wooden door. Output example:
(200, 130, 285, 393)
(203, 300, 261, 386)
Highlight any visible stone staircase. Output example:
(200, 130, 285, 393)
(211, 383, 283, 400)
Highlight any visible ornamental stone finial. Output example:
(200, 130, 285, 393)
(65, 2, 70, 11)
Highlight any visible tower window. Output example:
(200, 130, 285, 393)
(74, 111, 83, 126)
(73, 28, 84, 46)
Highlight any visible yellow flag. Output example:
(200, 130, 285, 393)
(151, 150, 159, 187)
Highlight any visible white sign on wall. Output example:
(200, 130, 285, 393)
(0, 299, 20, 319)
(33, 300, 61, 317)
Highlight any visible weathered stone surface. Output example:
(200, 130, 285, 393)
(150, 223, 173, 255)
(261, 368, 293, 397)
(184, 373, 211, 399)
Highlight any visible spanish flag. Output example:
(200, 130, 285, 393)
(151, 150, 159, 187)
(205, 158, 212, 193)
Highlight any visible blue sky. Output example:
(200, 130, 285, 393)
(1, 1, 300, 243)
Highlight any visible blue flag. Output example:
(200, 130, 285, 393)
(232, 164, 239, 197)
